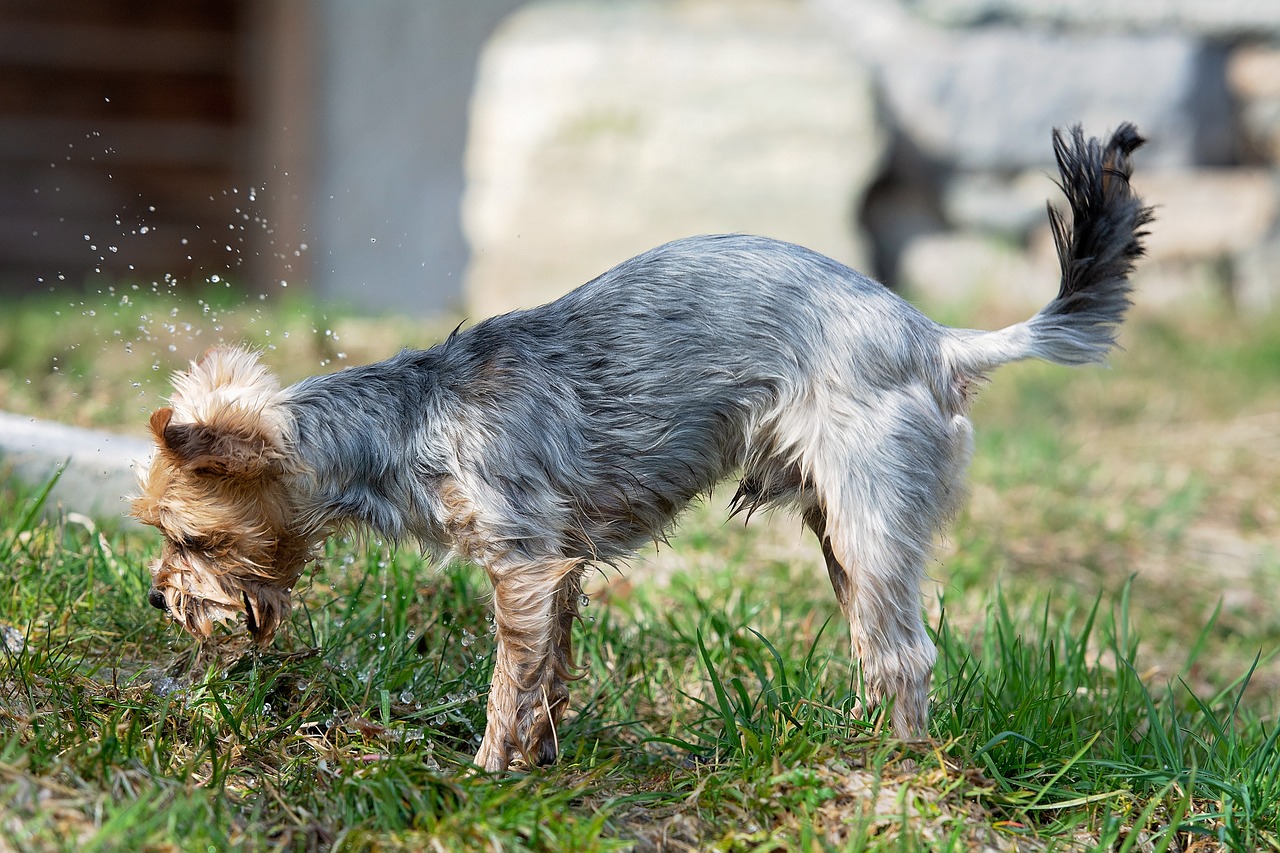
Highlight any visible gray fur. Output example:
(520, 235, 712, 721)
(289, 116, 1149, 571)
(286, 237, 945, 559)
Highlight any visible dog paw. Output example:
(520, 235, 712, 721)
(474, 697, 563, 772)
(472, 721, 557, 772)
(860, 685, 929, 741)
(473, 731, 513, 774)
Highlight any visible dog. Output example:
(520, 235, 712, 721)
(132, 125, 1150, 772)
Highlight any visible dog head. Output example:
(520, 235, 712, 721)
(132, 347, 311, 645)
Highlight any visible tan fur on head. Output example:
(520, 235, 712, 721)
(132, 346, 312, 645)
(168, 345, 292, 438)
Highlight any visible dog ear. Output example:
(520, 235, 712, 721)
(150, 406, 282, 480)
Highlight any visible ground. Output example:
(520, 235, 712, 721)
(1, 286, 1278, 850)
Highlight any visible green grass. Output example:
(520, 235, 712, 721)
(1, 289, 1279, 850)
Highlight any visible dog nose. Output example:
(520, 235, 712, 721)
(147, 587, 167, 611)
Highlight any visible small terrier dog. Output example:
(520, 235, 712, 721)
(133, 125, 1150, 772)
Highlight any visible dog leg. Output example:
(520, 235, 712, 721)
(474, 557, 583, 772)
(808, 502, 933, 736)
(538, 566, 583, 765)
(804, 386, 961, 739)
(825, 516, 936, 739)
(803, 505, 855, 614)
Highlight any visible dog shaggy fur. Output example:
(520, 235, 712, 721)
(133, 125, 1151, 772)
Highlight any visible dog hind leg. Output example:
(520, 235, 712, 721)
(802, 504, 855, 614)
(807, 496, 934, 737)
(806, 391, 961, 739)
(829, 516, 936, 738)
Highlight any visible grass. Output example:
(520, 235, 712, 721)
(1, 286, 1279, 850)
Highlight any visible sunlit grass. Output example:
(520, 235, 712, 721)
(1, 291, 1279, 850)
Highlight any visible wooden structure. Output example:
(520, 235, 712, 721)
(0, 0, 294, 293)
(0, 1, 526, 313)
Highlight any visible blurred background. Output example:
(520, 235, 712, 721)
(1, 0, 1277, 317)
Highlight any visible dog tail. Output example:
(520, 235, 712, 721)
(944, 123, 1152, 376)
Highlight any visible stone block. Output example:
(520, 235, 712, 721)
(1229, 44, 1280, 100)
(464, 0, 886, 314)
(0, 411, 151, 526)
(898, 231, 1056, 311)
(888, 0, 1280, 38)
(1235, 232, 1280, 312)
(1230, 44, 1280, 163)
(1130, 258, 1233, 310)
(942, 170, 1056, 237)
(873, 28, 1233, 171)
(1135, 169, 1279, 262)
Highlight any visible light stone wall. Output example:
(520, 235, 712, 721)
(300, 0, 1280, 316)
(464, 0, 885, 313)
(810, 0, 1280, 311)
(308, 0, 524, 315)
(461, 0, 1280, 314)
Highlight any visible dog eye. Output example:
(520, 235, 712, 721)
(179, 534, 211, 552)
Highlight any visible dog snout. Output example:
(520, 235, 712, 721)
(147, 587, 168, 611)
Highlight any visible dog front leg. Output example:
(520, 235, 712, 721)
(474, 557, 583, 772)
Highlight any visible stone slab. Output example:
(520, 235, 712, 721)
(1136, 168, 1279, 262)
(0, 411, 151, 527)
(464, 0, 886, 314)
(895, 0, 1280, 37)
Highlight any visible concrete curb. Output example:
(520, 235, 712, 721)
(0, 411, 153, 528)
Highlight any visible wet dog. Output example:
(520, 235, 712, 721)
(132, 125, 1150, 772)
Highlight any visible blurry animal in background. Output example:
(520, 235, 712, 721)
(133, 124, 1150, 772)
